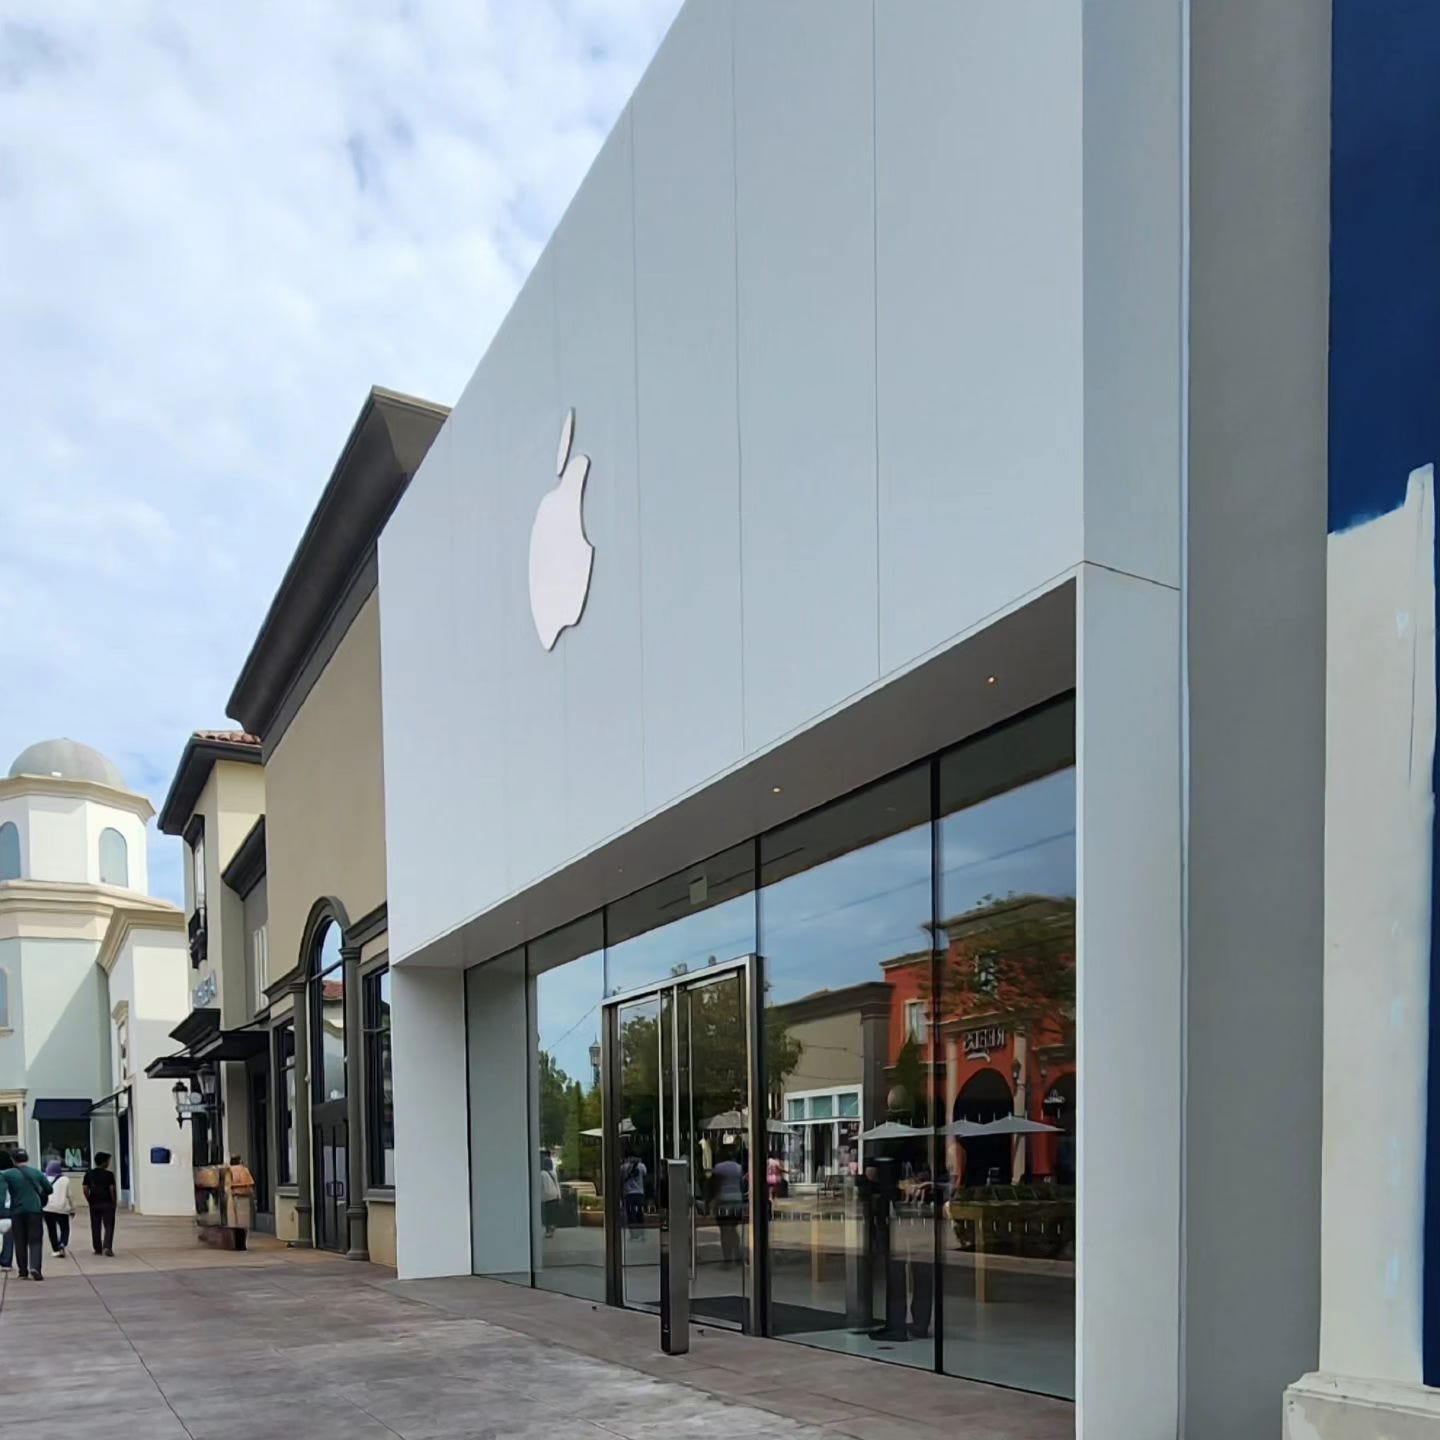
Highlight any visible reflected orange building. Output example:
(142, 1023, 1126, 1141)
(881, 893, 1075, 1188)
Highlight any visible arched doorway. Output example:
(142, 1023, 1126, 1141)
(310, 918, 347, 1252)
(954, 1068, 1012, 1189)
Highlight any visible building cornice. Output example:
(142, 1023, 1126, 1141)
(226, 387, 448, 747)
(221, 816, 267, 897)
(158, 737, 263, 836)
(97, 903, 187, 975)
(0, 881, 181, 946)
(0, 775, 155, 821)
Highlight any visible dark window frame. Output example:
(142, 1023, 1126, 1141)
(362, 966, 393, 1190)
(275, 1021, 296, 1185)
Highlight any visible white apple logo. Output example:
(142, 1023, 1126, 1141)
(528, 408, 594, 650)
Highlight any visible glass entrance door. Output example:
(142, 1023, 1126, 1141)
(606, 958, 756, 1333)
(312, 1103, 347, 1252)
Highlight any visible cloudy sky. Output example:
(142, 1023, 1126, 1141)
(0, 1, 682, 902)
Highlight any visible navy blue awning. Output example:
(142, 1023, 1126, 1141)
(30, 1098, 94, 1122)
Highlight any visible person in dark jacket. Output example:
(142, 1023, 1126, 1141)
(83, 1151, 118, 1256)
(1, 1147, 54, 1280)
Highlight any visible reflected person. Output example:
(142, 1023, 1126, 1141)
(620, 1147, 647, 1234)
(709, 1146, 745, 1266)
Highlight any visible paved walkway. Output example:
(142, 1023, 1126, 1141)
(0, 1214, 1072, 1440)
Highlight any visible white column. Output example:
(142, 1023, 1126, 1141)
(392, 963, 471, 1278)
(1076, 562, 1182, 1440)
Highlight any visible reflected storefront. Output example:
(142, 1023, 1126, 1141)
(465, 698, 1075, 1399)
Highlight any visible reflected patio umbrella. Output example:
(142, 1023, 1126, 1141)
(580, 1118, 636, 1138)
(975, 1115, 1061, 1136)
(859, 1120, 928, 1142)
(940, 1118, 989, 1138)
(702, 1108, 797, 1134)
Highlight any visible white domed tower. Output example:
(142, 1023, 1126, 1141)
(0, 740, 191, 1212)
(1, 739, 151, 890)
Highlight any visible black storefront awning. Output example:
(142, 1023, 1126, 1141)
(31, 1098, 94, 1122)
(193, 1029, 269, 1063)
(169, 1008, 220, 1048)
(145, 1052, 202, 1080)
(88, 1085, 130, 1116)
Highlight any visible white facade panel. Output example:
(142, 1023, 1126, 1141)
(875, 0, 1085, 670)
(631, 0, 745, 809)
(380, 0, 1095, 965)
(733, 0, 880, 748)
(553, 121, 646, 862)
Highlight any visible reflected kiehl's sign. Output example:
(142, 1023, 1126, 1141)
(964, 1025, 1006, 1058)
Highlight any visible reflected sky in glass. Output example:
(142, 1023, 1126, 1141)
(535, 949, 604, 1087)
(605, 890, 756, 1000)
(940, 769, 1076, 919)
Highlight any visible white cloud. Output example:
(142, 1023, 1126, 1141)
(0, 0, 682, 902)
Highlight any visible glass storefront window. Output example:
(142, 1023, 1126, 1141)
(460, 698, 1075, 1401)
(937, 699, 1075, 1399)
(760, 763, 935, 1368)
(38, 1119, 90, 1170)
(605, 842, 756, 998)
(276, 1022, 296, 1184)
(530, 914, 606, 1301)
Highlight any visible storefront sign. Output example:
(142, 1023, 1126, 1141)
(964, 1025, 1006, 1059)
(192, 974, 217, 1007)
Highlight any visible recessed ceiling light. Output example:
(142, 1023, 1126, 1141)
(986, 675, 997, 685)
(771, 786, 783, 794)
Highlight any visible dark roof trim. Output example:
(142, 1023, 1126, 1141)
(227, 387, 448, 745)
(159, 738, 262, 836)
(222, 817, 267, 898)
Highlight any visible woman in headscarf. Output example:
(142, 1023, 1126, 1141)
(41, 1159, 74, 1259)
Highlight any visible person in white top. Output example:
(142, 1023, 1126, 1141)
(42, 1160, 74, 1258)
(539, 1150, 562, 1237)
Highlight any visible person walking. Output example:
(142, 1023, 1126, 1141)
(42, 1160, 74, 1258)
(0, 1149, 14, 1274)
(1, 1148, 54, 1280)
(83, 1151, 118, 1256)
(538, 1150, 562, 1238)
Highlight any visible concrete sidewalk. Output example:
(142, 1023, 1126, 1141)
(0, 1214, 1071, 1440)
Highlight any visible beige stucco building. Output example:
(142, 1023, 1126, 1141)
(157, 388, 446, 1268)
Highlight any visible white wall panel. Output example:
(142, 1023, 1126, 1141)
(491, 256, 567, 895)
(553, 120, 645, 861)
(734, 0, 879, 748)
(380, 0, 1126, 964)
(875, 0, 1084, 670)
(632, 0, 745, 806)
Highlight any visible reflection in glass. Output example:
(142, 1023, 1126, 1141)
(617, 994, 663, 1310)
(760, 765, 936, 1369)
(314, 923, 345, 1102)
(937, 702, 1076, 1399)
(531, 915, 606, 1301)
(605, 842, 755, 998)
(682, 970, 750, 1326)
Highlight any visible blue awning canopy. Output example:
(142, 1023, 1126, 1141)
(30, 1098, 94, 1122)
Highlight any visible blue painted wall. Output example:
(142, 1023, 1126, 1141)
(1329, 0, 1440, 535)
(1330, 0, 1440, 1384)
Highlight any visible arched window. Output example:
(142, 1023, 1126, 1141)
(0, 969, 9, 1028)
(99, 827, 128, 887)
(0, 823, 18, 881)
